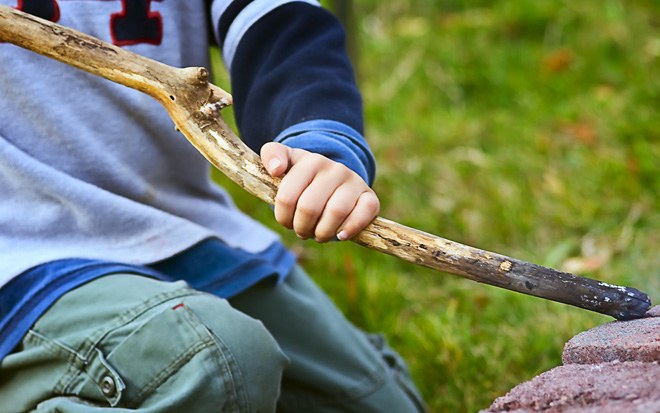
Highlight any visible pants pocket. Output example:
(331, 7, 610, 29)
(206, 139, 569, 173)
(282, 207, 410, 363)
(81, 299, 223, 408)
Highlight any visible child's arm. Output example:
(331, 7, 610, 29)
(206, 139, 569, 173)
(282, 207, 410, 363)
(211, 1, 378, 241)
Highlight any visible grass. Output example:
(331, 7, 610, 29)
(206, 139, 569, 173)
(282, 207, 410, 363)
(210, 1, 659, 411)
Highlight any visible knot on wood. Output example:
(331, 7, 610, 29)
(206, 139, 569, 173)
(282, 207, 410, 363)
(199, 99, 230, 119)
(499, 260, 512, 272)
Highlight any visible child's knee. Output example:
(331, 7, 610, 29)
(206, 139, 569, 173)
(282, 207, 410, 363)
(174, 294, 288, 411)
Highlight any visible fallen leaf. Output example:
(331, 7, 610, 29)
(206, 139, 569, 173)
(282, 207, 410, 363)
(542, 49, 574, 73)
(564, 122, 598, 145)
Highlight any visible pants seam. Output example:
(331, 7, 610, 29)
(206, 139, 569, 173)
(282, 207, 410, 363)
(179, 303, 251, 413)
(23, 330, 85, 363)
(207, 330, 250, 413)
(131, 336, 216, 405)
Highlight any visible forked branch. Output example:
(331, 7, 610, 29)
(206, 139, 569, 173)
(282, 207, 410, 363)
(0, 6, 651, 320)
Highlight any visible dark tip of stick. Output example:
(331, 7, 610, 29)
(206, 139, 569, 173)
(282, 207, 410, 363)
(609, 287, 652, 321)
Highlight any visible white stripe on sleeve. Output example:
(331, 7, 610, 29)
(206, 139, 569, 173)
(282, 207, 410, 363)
(221, 0, 321, 70)
(211, 0, 233, 45)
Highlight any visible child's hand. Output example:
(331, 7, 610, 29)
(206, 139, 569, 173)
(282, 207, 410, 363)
(261, 142, 380, 242)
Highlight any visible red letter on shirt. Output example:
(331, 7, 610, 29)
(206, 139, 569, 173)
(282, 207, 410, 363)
(15, 0, 60, 22)
(110, 0, 163, 46)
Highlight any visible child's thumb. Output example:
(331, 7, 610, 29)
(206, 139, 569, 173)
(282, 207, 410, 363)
(260, 142, 290, 177)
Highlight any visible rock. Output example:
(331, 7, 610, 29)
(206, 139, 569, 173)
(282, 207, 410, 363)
(647, 305, 660, 317)
(562, 307, 660, 364)
(482, 306, 660, 412)
(482, 361, 660, 413)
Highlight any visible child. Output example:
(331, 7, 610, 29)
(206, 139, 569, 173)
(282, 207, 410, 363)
(0, 1, 425, 411)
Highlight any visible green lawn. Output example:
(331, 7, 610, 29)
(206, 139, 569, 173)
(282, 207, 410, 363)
(211, 1, 659, 411)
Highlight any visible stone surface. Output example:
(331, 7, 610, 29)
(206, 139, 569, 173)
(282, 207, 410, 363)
(562, 308, 660, 364)
(482, 361, 660, 413)
(482, 306, 660, 413)
(647, 305, 660, 317)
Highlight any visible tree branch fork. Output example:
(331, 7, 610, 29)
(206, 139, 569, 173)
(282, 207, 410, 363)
(0, 6, 651, 320)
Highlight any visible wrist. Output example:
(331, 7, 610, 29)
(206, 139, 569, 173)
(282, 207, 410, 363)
(274, 120, 376, 185)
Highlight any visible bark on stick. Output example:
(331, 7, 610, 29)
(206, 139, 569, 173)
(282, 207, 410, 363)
(0, 5, 651, 320)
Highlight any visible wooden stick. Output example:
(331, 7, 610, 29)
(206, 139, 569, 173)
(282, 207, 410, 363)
(0, 6, 651, 320)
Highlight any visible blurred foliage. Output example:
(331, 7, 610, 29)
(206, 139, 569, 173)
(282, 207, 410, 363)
(211, 1, 659, 411)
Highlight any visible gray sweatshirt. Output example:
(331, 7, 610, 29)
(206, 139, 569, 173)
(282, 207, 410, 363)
(0, 0, 281, 289)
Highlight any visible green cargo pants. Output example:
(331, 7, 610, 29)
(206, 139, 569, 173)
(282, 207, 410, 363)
(0, 266, 425, 412)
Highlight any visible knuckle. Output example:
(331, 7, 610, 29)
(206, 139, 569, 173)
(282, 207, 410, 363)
(293, 223, 314, 239)
(296, 202, 322, 218)
(275, 193, 297, 209)
(309, 152, 327, 163)
(328, 161, 346, 172)
(333, 164, 354, 179)
(295, 231, 311, 240)
(300, 152, 324, 166)
(326, 204, 351, 220)
(361, 192, 380, 215)
(314, 231, 334, 243)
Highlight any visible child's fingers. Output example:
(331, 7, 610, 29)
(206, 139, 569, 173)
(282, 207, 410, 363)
(260, 142, 291, 177)
(264, 141, 379, 240)
(273, 162, 316, 230)
(312, 185, 359, 242)
(290, 165, 348, 238)
(336, 190, 380, 241)
(273, 152, 333, 231)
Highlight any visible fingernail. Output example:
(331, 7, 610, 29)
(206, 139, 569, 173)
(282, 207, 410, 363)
(337, 230, 348, 241)
(268, 158, 281, 173)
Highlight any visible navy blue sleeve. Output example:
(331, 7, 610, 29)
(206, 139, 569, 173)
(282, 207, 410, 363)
(211, 1, 375, 184)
